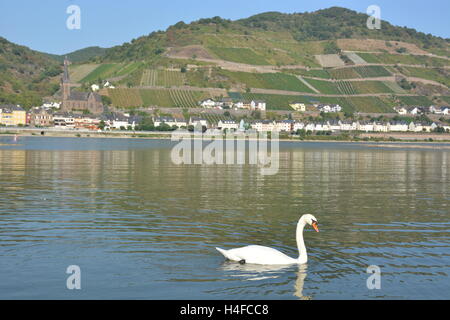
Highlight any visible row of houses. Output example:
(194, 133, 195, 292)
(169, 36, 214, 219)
(394, 106, 449, 116)
(200, 99, 266, 111)
(0, 105, 27, 126)
(153, 117, 208, 128)
(0, 105, 140, 131)
(53, 112, 140, 131)
(219, 119, 448, 133)
(199, 99, 343, 113)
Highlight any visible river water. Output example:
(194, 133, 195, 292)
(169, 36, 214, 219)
(0, 136, 449, 299)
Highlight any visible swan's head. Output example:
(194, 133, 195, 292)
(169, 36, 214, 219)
(302, 214, 319, 232)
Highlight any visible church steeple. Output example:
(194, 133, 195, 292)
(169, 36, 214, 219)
(61, 57, 71, 101)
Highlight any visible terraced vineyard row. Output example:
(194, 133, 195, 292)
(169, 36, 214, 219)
(108, 88, 143, 107)
(329, 68, 360, 79)
(140, 69, 157, 86)
(336, 81, 356, 95)
(80, 62, 144, 83)
(222, 71, 315, 93)
(345, 97, 395, 113)
(353, 66, 391, 78)
(304, 79, 341, 94)
(170, 89, 208, 108)
(350, 81, 395, 94)
(397, 96, 434, 106)
(108, 88, 211, 108)
(140, 69, 185, 87)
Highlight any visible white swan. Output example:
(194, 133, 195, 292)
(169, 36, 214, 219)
(216, 214, 319, 265)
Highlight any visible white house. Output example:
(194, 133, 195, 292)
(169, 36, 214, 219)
(314, 123, 331, 131)
(42, 102, 61, 109)
(293, 122, 305, 132)
(373, 122, 389, 132)
(318, 104, 342, 113)
(189, 117, 208, 128)
(234, 100, 266, 111)
(429, 106, 449, 115)
(154, 117, 187, 128)
(91, 84, 100, 92)
(103, 81, 115, 89)
(199, 99, 217, 109)
(53, 113, 75, 128)
(251, 100, 267, 111)
(388, 121, 409, 132)
(422, 123, 438, 132)
(436, 107, 449, 115)
(251, 120, 275, 132)
(394, 106, 408, 115)
(274, 120, 294, 132)
(339, 120, 356, 131)
(357, 121, 375, 132)
(304, 123, 316, 132)
(218, 120, 238, 131)
(290, 103, 306, 112)
(408, 122, 426, 132)
(327, 120, 341, 132)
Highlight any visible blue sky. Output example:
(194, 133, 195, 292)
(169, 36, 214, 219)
(0, 0, 449, 54)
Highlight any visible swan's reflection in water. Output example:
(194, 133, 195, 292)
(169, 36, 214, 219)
(220, 262, 311, 300)
(294, 264, 311, 300)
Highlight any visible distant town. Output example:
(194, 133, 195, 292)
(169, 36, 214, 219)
(1, 58, 449, 137)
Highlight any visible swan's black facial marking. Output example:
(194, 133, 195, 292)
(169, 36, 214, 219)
(239, 259, 246, 265)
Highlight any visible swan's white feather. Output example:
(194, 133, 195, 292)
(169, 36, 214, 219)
(216, 245, 298, 265)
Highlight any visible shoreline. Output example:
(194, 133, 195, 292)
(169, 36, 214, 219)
(1, 128, 450, 145)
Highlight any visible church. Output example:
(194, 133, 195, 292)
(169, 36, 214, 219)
(60, 58, 104, 115)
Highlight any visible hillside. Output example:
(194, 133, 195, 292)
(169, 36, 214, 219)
(2, 6, 449, 112)
(68, 7, 448, 113)
(0, 37, 61, 107)
(44, 46, 107, 63)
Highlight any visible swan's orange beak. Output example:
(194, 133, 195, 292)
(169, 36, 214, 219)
(312, 221, 319, 232)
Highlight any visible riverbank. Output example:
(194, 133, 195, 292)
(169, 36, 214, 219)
(1, 127, 450, 144)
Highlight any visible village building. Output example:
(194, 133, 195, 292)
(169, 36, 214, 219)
(189, 117, 208, 128)
(357, 121, 375, 132)
(29, 107, 54, 127)
(314, 122, 331, 131)
(53, 112, 76, 128)
(0, 105, 26, 126)
(339, 120, 357, 131)
(373, 122, 389, 132)
(304, 123, 316, 132)
(60, 58, 104, 115)
(234, 100, 266, 111)
(251, 120, 275, 132)
(154, 117, 187, 128)
(316, 104, 342, 113)
(217, 120, 238, 131)
(388, 121, 409, 132)
(289, 103, 306, 112)
(274, 120, 294, 132)
(199, 99, 217, 109)
(293, 122, 305, 132)
(429, 106, 449, 115)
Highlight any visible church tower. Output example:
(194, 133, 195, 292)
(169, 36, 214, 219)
(61, 57, 71, 101)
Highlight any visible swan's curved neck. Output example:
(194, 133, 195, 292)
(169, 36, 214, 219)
(296, 218, 308, 264)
